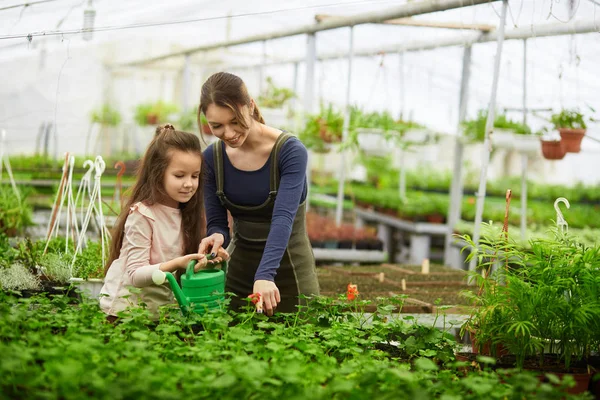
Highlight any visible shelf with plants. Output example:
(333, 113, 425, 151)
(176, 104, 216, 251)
(462, 109, 535, 150)
(344, 184, 600, 231)
(306, 212, 382, 251)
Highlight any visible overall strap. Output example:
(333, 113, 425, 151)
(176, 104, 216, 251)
(212, 140, 226, 206)
(268, 133, 293, 199)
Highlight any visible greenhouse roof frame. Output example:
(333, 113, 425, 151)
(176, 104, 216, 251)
(119, 0, 499, 67)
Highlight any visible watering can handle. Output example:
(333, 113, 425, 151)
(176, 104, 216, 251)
(185, 254, 228, 279)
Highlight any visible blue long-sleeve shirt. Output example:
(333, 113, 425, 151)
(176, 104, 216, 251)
(203, 136, 308, 282)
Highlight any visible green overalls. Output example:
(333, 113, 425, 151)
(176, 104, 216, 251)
(212, 133, 320, 313)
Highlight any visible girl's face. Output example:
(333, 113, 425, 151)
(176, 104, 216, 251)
(205, 103, 252, 148)
(162, 150, 202, 208)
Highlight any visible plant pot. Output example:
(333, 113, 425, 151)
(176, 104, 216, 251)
(540, 140, 566, 160)
(558, 128, 586, 153)
(426, 214, 445, 224)
(69, 278, 105, 300)
(469, 330, 509, 358)
(323, 240, 339, 249)
(310, 240, 324, 249)
(146, 114, 158, 125)
(338, 240, 353, 249)
(355, 240, 370, 250)
(368, 240, 384, 251)
(202, 123, 212, 135)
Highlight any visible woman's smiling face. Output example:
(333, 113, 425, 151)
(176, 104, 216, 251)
(205, 104, 252, 148)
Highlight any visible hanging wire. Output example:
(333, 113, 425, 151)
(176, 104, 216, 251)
(0, 0, 60, 12)
(0, 0, 405, 41)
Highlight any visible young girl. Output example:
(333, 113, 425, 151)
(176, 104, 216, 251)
(100, 124, 228, 319)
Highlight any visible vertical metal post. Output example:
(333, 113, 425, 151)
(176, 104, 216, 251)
(335, 26, 354, 226)
(182, 54, 191, 111)
(398, 51, 406, 200)
(398, 148, 406, 200)
(469, 0, 509, 271)
(304, 33, 317, 212)
(520, 39, 528, 242)
(443, 45, 472, 266)
(398, 52, 405, 119)
(292, 62, 299, 130)
(259, 41, 267, 94)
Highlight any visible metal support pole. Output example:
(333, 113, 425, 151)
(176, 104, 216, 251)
(443, 45, 472, 267)
(398, 52, 405, 119)
(469, 0, 509, 271)
(398, 148, 406, 201)
(335, 26, 354, 226)
(520, 39, 528, 242)
(291, 61, 300, 131)
(305, 33, 317, 212)
(182, 54, 191, 111)
(259, 40, 267, 94)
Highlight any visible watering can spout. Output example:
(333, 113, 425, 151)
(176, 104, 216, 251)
(152, 269, 189, 311)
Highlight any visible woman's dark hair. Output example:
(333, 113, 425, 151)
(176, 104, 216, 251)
(105, 124, 205, 275)
(198, 72, 264, 132)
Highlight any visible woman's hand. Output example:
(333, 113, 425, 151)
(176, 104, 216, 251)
(252, 280, 281, 316)
(199, 233, 228, 264)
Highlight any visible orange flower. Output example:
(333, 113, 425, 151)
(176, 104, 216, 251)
(346, 283, 359, 301)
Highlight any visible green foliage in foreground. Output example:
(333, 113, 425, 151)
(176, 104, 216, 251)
(0, 292, 588, 399)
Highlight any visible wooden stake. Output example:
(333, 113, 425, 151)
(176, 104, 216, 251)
(421, 258, 430, 274)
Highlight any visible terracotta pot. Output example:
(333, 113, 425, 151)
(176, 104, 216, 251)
(426, 214, 445, 224)
(558, 128, 586, 153)
(146, 114, 158, 125)
(469, 330, 509, 358)
(202, 123, 212, 135)
(540, 140, 566, 160)
(538, 371, 593, 395)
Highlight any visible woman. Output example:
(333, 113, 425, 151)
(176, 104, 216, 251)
(198, 72, 319, 316)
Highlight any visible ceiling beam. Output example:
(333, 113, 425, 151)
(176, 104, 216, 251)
(118, 0, 499, 67)
(314, 13, 495, 32)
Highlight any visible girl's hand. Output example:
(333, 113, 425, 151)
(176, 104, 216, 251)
(252, 280, 281, 316)
(179, 253, 207, 272)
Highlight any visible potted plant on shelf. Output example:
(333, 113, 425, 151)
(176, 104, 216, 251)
(134, 101, 179, 126)
(257, 76, 296, 127)
(299, 104, 344, 153)
(178, 107, 212, 135)
(550, 108, 588, 153)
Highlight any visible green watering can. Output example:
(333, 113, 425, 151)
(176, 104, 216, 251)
(152, 255, 227, 315)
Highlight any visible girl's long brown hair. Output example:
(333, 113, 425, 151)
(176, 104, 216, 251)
(198, 72, 265, 132)
(104, 124, 206, 276)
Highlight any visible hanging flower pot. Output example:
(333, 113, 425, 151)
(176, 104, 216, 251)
(540, 139, 566, 160)
(558, 128, 586, 153)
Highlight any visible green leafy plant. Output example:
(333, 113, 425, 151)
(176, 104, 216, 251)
(178, 107, 198, 132)
(0, 263, 41, 290)
(462, 109, 531, 142)
(71, 241, 106, 279)
(39, 253, 71, 284)
(257, 77, 295, 109)
(0, 185, 33, 236)
(550, 108, 588, 130)
(90, 104, 122, 126)
(459, 224, 600, 371)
